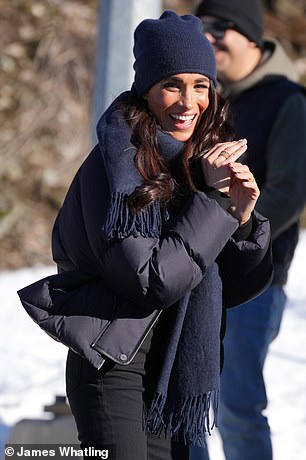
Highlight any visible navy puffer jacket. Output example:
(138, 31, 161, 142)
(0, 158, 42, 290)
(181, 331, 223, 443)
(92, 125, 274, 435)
(18, 144, 272, 370)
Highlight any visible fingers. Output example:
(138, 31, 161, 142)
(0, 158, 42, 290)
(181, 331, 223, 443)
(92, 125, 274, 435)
(201, 139, 254, 196)
(229, 162, 251, 176)
(229, 163, 254, 181)
(229, 163, 259, 197)
(203, 139, 248, 162)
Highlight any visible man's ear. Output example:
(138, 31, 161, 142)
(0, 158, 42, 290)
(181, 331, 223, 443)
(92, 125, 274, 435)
(248, 40, 259, 49)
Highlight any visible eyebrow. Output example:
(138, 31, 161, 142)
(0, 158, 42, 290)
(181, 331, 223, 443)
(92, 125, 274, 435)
(167, 76, 210, 83)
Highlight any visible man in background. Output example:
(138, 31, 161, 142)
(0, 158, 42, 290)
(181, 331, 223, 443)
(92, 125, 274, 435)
(193, 1, 306, 459)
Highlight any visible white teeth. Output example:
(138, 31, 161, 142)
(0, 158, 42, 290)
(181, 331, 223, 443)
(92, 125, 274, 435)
(171, 114, 194, 121)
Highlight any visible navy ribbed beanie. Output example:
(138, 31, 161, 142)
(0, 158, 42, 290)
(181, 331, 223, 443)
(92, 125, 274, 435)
(196, 0, 264, 47)
(133, 10, 217, 97)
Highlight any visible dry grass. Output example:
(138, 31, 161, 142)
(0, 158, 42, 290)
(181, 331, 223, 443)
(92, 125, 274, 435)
(0, 0, 97, 269)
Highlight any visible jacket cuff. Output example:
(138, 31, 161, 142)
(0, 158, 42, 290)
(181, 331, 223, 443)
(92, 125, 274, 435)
(232, 217, 253, 241)
(204, 187, 233, 211)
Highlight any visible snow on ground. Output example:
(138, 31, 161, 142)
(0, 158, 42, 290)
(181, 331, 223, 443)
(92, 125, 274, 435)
(0, 231, 306, 459)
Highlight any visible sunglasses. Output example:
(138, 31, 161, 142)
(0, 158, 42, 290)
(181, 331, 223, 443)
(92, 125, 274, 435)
(201, 19, 237, 40)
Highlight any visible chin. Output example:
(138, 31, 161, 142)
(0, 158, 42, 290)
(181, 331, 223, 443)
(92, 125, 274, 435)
(170, 132, 192, 142)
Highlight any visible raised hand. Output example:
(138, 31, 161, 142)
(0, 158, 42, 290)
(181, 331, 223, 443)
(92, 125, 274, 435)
(201, 139, 248, 194)
(201, 139, 260, 224)
(227, 162, 260, 225)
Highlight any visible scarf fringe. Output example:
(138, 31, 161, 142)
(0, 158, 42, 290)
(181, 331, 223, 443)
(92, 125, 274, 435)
(144, 389, 219, 447)
(102, 192, 164, 240)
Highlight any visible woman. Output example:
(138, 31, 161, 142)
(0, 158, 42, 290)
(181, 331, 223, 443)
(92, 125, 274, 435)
(18, 10, 272, 460)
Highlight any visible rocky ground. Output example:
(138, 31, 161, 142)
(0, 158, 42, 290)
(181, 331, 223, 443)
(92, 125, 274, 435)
(1, 0, 306, 270)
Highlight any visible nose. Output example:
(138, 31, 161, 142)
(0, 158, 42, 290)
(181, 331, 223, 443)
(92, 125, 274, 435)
(180, 89, 193, 109)
(205, 32, 216, 45)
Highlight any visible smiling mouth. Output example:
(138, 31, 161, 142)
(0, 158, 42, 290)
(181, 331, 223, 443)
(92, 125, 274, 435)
(170, 114, 196, 122)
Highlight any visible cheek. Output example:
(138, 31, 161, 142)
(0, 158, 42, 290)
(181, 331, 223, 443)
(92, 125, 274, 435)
(147, 93, 169, 120)
(199, 96, 210, 114)
(227, 37, 248, 60)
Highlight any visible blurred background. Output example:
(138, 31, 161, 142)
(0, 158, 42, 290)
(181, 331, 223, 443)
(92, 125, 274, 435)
(1, 0, 306, 271)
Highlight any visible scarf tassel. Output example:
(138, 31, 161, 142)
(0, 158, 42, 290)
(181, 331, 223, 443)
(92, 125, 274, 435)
(144, 389, 219, 447)
(102, 192, 164, 240)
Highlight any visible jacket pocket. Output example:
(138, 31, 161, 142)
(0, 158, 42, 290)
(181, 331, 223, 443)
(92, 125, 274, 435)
(91, 309, 161, 365)
(91, 310, 162, 365)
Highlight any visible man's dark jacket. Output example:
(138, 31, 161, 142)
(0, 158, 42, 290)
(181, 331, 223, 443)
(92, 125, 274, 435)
(223, 39, 306, 286)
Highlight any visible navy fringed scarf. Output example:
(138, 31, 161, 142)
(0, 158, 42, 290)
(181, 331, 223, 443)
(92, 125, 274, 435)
(97, 92, 222, 447)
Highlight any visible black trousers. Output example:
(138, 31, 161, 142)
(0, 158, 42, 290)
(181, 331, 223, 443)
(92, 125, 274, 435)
(66, 326, 189, 460)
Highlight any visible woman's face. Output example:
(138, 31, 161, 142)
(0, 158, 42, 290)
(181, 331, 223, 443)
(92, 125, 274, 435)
(145, 73, 210, 142)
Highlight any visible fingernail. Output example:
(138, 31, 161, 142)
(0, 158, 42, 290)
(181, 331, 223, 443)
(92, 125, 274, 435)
(238, 138, 247, 143)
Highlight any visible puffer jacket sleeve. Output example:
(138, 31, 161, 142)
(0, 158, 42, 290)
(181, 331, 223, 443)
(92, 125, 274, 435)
(98, 192, 239, 309)
(217, 211, 273, 308)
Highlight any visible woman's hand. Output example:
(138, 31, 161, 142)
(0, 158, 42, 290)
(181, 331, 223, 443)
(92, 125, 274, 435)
(201, 139, 260, 225)
(201, 139, 248, 194)
(227, 162, 260, 225)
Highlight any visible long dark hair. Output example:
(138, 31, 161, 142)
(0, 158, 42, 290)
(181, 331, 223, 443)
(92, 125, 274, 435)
(122, 83, 235, 211)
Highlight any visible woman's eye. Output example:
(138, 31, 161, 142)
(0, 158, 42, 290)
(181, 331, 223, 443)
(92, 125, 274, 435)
(163, 82, 180, 90)
(195, 84, 209, 90)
